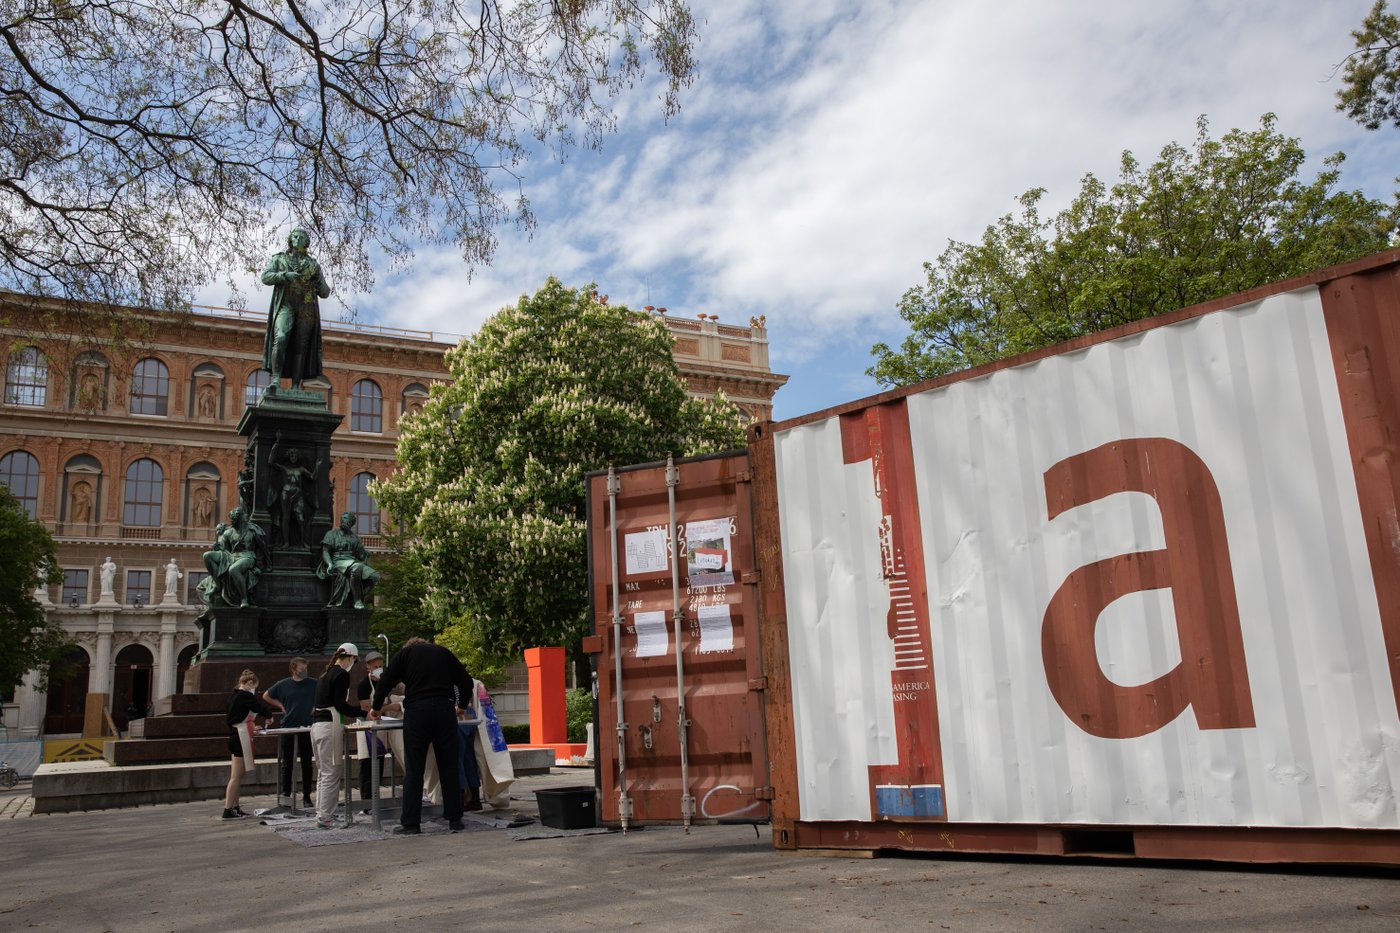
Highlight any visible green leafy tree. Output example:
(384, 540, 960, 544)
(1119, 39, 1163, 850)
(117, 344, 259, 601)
(0, 485, 67, 691)
(1337, 1, 1400, 129)
(374, 278, 748, 671)
(0, 1, 697, 310)
(870, 115, 1398, 386)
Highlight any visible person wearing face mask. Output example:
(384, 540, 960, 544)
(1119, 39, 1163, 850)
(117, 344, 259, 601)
(263, 657, 316, 808)
(224, 669, 276, 820)
(355, 650, 391, 802)
(310, 643, 367, 829)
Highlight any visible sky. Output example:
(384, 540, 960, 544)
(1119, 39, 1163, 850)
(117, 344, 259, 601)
(203, 0, 1400, 422)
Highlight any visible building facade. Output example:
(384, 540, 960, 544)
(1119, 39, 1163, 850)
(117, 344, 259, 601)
(1, 295, 785, 739)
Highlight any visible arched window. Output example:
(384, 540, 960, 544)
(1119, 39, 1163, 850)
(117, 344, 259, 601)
(401, 382, 429, 419)
(129, 358, 170, 415)
(5, 346, 47, 406)
(244, 369, 271, 408)
(351, 379, 383, 432)
(0, 450, 40, 517)
(349, 471, 380, 534)
(122, 458, 164, 527)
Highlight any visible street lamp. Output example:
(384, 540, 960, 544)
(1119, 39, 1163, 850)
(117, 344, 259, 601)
(68, 595, 79, 609)
(132, 594, 143, 609)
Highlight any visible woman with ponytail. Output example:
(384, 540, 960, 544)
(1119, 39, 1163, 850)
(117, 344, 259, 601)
(224, 669, 275, 820)
(309, 642, 364, 829)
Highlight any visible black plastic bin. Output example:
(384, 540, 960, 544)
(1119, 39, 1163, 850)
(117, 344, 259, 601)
(536, 785, 597, 830)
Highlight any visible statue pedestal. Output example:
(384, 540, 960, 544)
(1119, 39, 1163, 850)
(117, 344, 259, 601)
(325, 608, 373, 650)
(202, 606, 264, 657)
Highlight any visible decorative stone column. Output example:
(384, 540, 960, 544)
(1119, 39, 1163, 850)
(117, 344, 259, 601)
(15, 669, 46, 739)
(85, 606, 118, 737)
(157, 610, 179, 700)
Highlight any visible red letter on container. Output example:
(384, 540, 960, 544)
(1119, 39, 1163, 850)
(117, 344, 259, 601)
(1041, 438, 1256, 739)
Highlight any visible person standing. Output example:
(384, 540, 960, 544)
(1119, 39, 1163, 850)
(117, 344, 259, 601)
(263, 657, 316, 808)
(224, 669, 276, 820)
(355, 650, 389, 801)
(310, 643, 365, 830)
(369, 637, 474, 835)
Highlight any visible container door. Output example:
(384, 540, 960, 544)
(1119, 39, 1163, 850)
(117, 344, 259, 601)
(587, 451, 770, 826)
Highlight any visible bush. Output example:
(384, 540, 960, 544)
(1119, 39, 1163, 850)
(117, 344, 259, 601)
(501, 723, 530, 745)
(565, 688, 593, 743)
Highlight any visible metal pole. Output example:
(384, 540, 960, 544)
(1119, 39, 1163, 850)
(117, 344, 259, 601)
(609, 466, 633, 832)
(667, 454, 695, 831)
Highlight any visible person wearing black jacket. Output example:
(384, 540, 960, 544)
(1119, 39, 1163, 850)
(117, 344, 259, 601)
(310, 642, 366, 829)
(224, 669, 276, 820)
(369, 637, 474, 835)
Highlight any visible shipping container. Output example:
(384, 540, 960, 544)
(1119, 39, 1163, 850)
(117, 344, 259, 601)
(747, 249, 1400, 864)
(585, 452, 771, 830)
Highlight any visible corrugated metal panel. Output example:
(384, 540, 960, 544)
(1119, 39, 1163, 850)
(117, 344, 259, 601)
(764, 254, 1400, 851)
(586, 452, 770, 827)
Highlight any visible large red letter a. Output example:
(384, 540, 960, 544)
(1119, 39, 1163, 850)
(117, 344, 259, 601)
(1042, 438, 1255, 739)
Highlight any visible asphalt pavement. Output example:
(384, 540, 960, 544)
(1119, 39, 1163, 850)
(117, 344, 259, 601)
(2, 770, 1398, 932)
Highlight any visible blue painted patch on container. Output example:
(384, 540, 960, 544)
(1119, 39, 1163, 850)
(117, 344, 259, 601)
(875, 784, 944, 818)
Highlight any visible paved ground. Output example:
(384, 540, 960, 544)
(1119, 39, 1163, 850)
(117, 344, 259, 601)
(2, 771, 1398, 932)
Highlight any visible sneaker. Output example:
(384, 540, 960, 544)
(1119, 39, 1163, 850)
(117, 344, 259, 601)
(448, 819, 464, 832)
(221, 808, 244, 820)
(233, 806, 248, 817)
(302, 798, 314, 808)
(392, 824, 421, 835)
(316, 818, 335, 830)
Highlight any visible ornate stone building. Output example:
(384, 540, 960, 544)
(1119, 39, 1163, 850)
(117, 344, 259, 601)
(0, 295, 785, 739)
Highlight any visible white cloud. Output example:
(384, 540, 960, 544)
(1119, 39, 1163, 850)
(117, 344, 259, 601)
(225, 1, 1400, 420)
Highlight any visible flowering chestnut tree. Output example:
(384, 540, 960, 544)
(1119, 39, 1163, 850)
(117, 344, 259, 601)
(374, 278, 748, 669)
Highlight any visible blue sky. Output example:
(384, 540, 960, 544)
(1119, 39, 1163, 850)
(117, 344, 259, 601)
(204, 0, 1400, 422)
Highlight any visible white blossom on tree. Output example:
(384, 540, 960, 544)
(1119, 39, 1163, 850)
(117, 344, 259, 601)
(374, 277, 748, 667)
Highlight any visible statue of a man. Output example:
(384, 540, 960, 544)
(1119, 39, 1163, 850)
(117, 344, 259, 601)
(261, 228, 329, 390)
(266, 430, 322, 548)
(318, 512, 381, 609)
(202, 507, 267, 608)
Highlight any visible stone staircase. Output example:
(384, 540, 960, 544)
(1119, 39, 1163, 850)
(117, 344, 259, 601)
(111, 692, 277, 766)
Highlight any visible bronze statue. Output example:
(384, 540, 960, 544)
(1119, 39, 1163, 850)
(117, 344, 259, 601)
(261, 228, 329, 389)
(201, 507, 267, 608)
(318, 511, 381, 609)
(266, 430, 322, 548)
(236, 448, 255, 514)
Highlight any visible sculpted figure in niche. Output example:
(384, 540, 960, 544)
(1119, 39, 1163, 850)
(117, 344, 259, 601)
(201, 507, 267, 608)
(261, 228, 329, 391)
(197, 385, 217, 418)
(192, 486, 215, 527)
(266, 430, 322, 548)
(77, 372, 102, 410)
(69, 481, 93, 524)
(318, 511, 381, 609)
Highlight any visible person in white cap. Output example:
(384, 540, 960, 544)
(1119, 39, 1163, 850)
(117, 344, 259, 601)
(310, 642, 364, 829)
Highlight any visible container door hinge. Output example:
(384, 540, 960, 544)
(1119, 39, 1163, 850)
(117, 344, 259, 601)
(747, 677, 767, 692)
(755, 786, 775, 801)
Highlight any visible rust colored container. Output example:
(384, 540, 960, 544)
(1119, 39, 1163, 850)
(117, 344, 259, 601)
(749, 250, 1400, 865)
(585, 451, 771, 829)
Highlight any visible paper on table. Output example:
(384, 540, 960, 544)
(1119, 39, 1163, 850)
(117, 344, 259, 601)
(625, 529, 669, 576)
(696, 603, 733, 653)
(634, 610, 668, 657)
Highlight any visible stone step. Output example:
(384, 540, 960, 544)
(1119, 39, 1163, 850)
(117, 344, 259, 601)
(130, 713, 228, 739)
(32, 759, 280, 813)
(106, 734, 278, 766)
